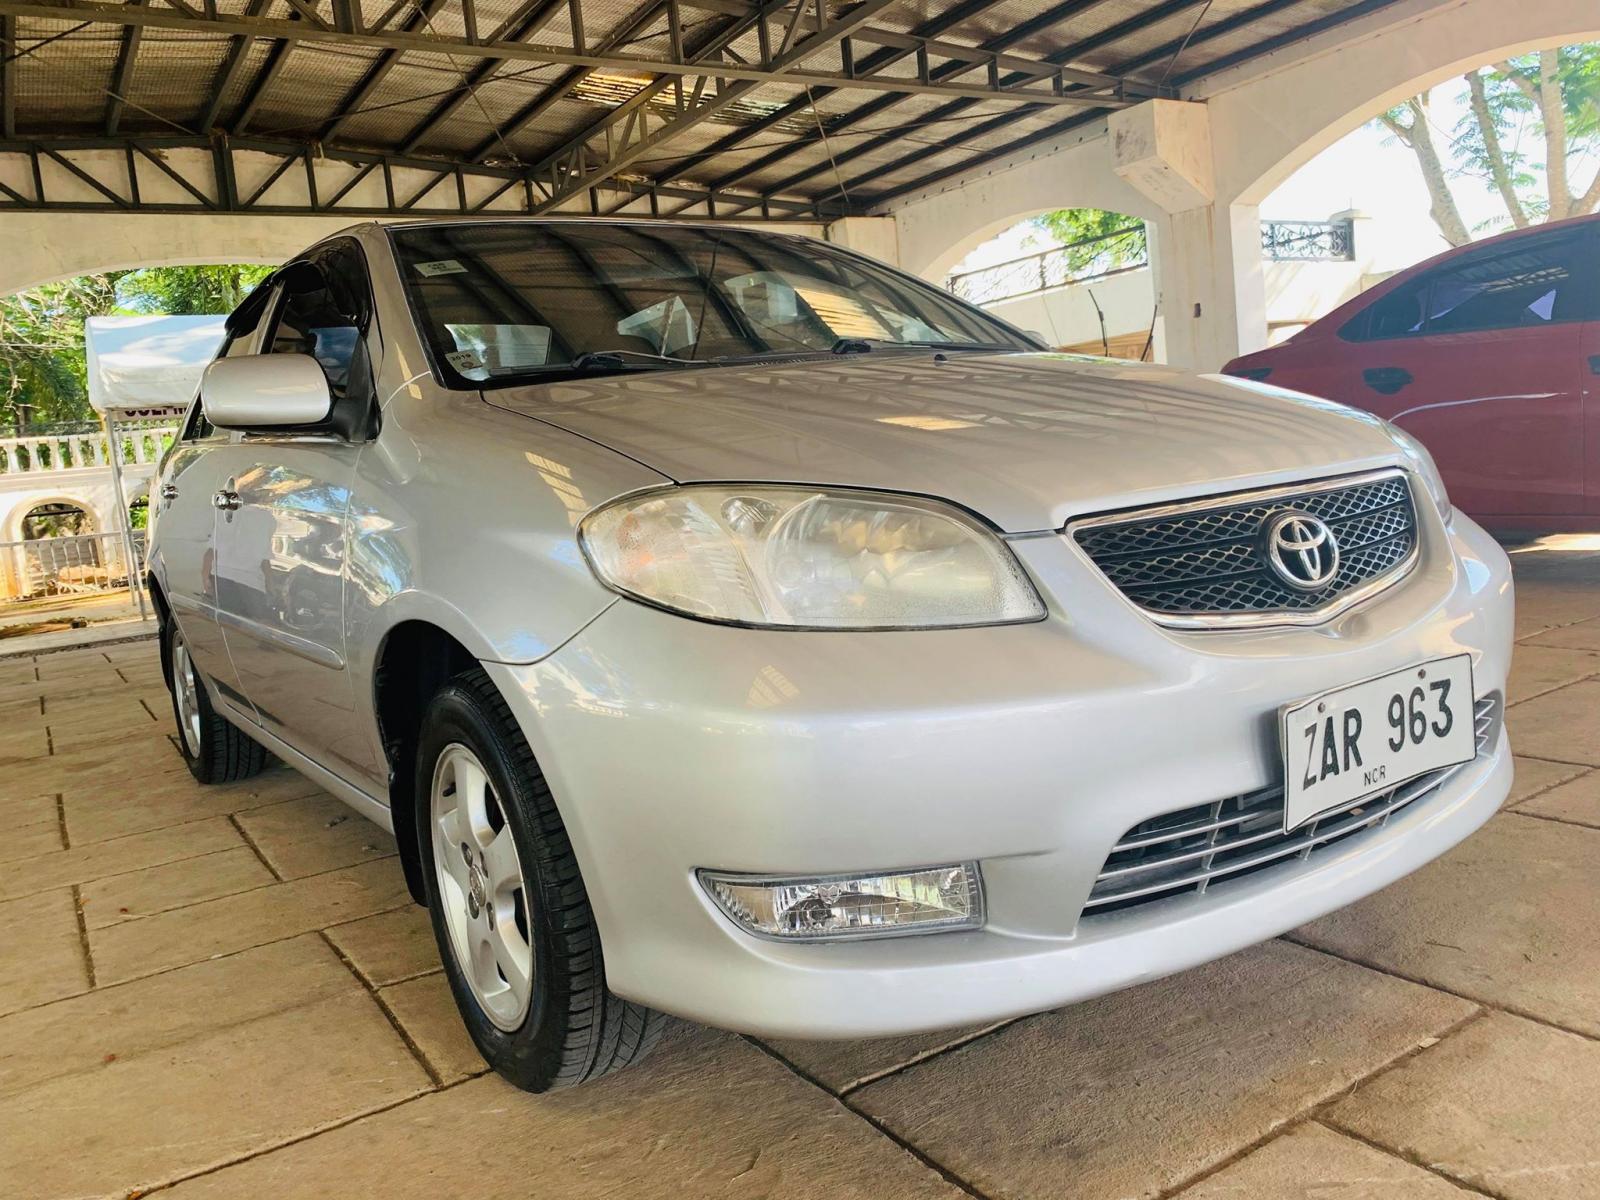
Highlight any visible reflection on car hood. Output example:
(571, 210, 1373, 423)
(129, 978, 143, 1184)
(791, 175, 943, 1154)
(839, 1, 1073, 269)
(485, 352, 1404, 533)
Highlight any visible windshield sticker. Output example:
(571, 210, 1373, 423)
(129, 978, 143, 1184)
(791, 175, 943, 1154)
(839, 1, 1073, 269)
(415, 259, 468, 276)
(445, 349, 484, 372)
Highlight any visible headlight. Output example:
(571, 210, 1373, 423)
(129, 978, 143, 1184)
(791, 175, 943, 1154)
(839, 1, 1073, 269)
(1387, 426, 1452, 523)
(579, 485, 1045, 629)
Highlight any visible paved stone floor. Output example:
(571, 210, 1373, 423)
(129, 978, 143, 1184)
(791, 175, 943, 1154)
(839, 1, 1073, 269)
(3, 542, 1599, 1199)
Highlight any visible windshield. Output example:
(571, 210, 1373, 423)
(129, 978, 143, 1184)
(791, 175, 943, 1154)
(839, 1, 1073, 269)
(389, 222, 1037, 385)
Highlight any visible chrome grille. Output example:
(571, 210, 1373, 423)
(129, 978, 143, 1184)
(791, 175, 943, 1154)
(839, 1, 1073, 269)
(1072, 472, 1418, 626)
(1084, 693, 1501, 915)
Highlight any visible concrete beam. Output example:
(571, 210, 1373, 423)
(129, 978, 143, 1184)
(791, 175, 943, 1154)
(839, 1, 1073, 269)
(1109, 99, 1214, 214)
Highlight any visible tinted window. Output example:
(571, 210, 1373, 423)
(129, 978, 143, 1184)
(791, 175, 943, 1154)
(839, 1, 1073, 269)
(1344, 227, 1594, 341)
(1425, 231, 1588, 332)
(389, 223, 1034, 386)
(266, 243, 372, 404)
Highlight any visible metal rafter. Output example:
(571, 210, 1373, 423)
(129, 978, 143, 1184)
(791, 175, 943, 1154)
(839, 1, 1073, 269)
(104, 0, 142, 135)
(705, 0, 1122, 195)
(458, 0, 679, 163)
(391, 0, 566, 154)
(318, 0, 449, 143)
(656, 0, 1117, 189)
(0, 133, 843, 217)
(752, 0, 1204, 200)
(0, 1, 1127, 106)
(860, 0, 1406, 205)
(521, 0, 909, 215)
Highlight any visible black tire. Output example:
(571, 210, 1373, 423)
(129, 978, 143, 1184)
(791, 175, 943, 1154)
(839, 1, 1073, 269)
(416, 667, 666, 1093)
(165, 619, 270, 784)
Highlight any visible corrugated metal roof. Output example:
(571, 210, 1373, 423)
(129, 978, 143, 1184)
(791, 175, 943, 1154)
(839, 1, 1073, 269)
(0, 0, 1405, 213)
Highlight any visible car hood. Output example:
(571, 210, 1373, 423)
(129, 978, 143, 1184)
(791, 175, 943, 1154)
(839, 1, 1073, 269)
(485, 352, 1405, 533)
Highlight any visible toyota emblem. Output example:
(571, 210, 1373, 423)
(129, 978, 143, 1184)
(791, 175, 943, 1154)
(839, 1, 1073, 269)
(1262, 510, 1340, 591)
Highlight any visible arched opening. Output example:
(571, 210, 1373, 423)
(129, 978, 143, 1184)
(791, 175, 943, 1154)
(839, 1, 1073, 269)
(937, 207, 1157, 359)
(21, 501, 93, 539)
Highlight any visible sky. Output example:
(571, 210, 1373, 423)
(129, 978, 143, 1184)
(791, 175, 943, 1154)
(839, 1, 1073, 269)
(951, 65, 1598, 276)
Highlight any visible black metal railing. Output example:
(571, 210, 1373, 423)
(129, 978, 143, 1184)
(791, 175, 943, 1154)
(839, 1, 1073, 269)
(946, 217, 1357, 306)
(946, 225, 1149, 305)
(1260, 217, 1355, 261)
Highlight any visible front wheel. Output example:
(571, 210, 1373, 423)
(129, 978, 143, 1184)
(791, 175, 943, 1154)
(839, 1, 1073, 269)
(165, 621, 270, 784)
(417, 667, 666, 1092)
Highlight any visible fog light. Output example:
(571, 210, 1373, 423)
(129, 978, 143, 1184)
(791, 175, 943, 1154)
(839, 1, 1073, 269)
(699, 863, 984, 941)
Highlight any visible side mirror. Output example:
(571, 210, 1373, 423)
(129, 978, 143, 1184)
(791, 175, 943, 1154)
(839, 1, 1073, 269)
(201, 354, 332, 430)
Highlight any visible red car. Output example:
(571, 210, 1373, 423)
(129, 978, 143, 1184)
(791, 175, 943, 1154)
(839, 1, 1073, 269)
(1225, 214, 1600, 531)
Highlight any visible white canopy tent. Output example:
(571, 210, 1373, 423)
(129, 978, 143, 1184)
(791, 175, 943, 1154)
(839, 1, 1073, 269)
(83, 315, 225, 619)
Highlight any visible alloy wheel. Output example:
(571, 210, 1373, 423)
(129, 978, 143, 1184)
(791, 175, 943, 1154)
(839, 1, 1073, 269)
(172, 635, 202, 757)
(430, 743, 535, 1031)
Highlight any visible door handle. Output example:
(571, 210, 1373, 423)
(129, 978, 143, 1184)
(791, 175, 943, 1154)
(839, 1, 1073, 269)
(211, 489, 241, 511)
(159, 482, 179, 501)
(1363, 366, 1413, 395)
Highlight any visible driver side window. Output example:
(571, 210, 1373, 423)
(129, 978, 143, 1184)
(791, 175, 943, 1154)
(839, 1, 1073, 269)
(262, 243, 377, 437)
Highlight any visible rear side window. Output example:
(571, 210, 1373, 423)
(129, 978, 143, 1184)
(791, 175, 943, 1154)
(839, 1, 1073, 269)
(1342, 226, 1596, 341)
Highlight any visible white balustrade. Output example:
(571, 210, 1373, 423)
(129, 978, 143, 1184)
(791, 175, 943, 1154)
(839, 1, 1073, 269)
(0, 424, 179, 475)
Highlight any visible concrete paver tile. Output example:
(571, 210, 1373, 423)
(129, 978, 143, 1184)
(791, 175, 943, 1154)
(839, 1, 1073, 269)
(324, 905, 440, 987)
(1295, 813, 1600, 1036)
(1518, 770, 1600, 830)
(851, 941, 1474, 1200)
(1327, 1013, 1600, 1200)
(1506, 644, 1600, 705)
(165, 1026, 969, 1200)
(1507, 757, 1590, 807)
(0, 889, 88, 1016)
(764, 1023, 1010, 1094)
(1521, 614, 1600, 652)
(0, 819, 63, 864)
(235, 792, 396, 879)
(65, 764, 326, 843)
(0, 990, 430, 1200)
(1174, 1122, 1475, 1198)
(1505, 680, 1600, 765)
(379, 971, 485, 1084)
(79, 845, 275, 929)
(0, 793, 53, 831)
(89, 857, 412, 984)
(0, 934, 353, 1096)
(0, 815, 241, 902)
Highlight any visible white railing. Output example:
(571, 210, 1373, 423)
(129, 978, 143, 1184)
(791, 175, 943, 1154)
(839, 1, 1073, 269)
(0, 423, 179, 475)
(0, 530, 146, 603)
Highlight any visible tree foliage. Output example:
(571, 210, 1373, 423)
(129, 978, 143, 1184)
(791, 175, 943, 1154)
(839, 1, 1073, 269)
(1031, 208, 1147, 271)
(0, 264, 274, 432)
(1381, 43, 1600, 244)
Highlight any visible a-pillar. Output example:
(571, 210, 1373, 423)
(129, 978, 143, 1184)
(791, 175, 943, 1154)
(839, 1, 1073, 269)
(1110, 98, 1266, 370)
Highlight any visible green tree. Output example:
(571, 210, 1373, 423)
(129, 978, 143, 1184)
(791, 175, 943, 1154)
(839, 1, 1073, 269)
(0, 274, 120, 429)
(1380, 43, 1600, 244)
(116, 263, 274, 315)
(1031, 208, 1147, 273)
(0, 263, 276, 431)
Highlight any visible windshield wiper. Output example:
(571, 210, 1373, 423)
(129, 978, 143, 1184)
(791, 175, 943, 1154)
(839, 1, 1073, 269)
(569, 349, 701, 372)
(830, 337, 1022, 355)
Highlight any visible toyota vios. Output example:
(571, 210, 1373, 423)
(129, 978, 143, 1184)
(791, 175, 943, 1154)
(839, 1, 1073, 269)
(147, 220, 1513, 1092)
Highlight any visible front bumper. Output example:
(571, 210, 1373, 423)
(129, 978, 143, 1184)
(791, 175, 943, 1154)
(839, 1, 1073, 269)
(487, 510, 1513, 1039)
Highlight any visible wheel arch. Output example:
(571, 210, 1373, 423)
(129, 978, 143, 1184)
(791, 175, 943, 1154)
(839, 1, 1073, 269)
(371, 618, 480, 905)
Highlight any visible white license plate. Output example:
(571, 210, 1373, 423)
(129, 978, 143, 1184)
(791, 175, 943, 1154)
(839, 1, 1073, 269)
(1279, 655, 1476, 833)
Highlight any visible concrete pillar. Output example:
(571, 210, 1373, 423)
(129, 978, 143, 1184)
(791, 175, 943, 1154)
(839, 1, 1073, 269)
(1150, 203, 1267, 370)
(825, 216, 901, 267)
(1109, 99, 1266, 370)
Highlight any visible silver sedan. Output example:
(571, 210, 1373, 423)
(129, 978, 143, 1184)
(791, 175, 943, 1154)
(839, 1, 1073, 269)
(148, 219, 1514, 1091)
